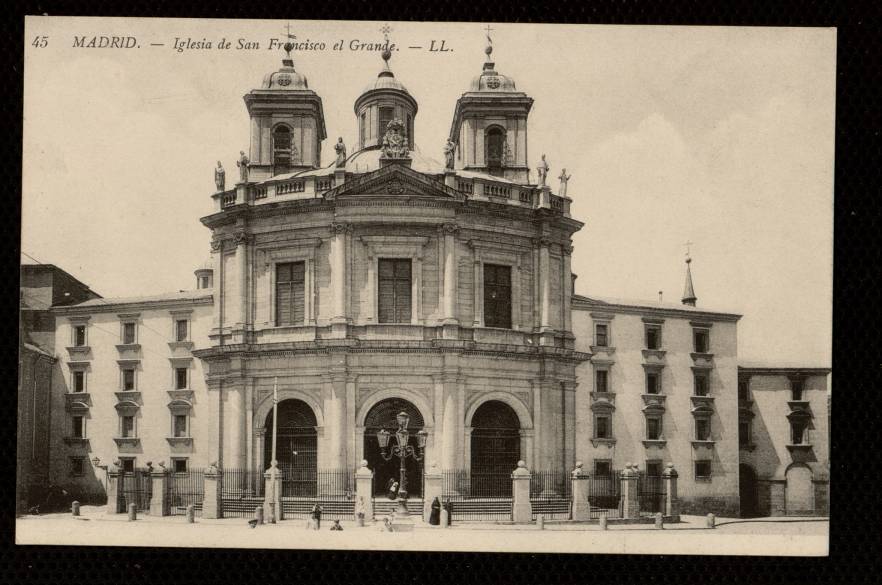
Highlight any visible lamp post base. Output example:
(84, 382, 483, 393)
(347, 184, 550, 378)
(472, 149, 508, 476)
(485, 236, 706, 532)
(391, 496, 415, 531)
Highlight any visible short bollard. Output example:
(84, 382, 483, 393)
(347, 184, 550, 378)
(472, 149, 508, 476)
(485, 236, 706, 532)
(127, 503, 137, 521)
(255, 507, 264, 525)
(186, 505, 195, 523)
(71, 501, 80, 517)
(706, 513, 716, 528)
(440, 509, 449, 528)
(536, 514, 545, 530)
(654, 512, 664, 529)
(599, 515, 608, 530)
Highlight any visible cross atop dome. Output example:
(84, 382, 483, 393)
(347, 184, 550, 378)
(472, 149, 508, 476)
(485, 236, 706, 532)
(484, 24, 494, 63)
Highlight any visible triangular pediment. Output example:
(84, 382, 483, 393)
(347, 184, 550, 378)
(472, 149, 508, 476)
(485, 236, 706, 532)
(322, 163, 466, 202)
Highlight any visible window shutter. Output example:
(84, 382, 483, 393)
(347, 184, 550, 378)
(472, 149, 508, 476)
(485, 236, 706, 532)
(378, 259, 412, 323)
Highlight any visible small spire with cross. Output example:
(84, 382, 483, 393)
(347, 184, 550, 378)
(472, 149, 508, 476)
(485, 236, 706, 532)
(380, 23, 393, 68)
(484, 23, 494, 61)
(684, 240, 694, 261)
(681, 240, 697, 306)
(282, 23, 296, 64)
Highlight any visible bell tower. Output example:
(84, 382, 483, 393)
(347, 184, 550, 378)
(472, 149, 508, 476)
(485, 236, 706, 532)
(448, 27, 533, 183)
(242, 35, 327, 182)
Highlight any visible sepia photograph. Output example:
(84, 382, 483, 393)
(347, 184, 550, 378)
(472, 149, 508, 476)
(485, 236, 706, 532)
(18, 16, 834, 556)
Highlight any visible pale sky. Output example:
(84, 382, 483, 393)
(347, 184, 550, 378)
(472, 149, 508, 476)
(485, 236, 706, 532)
(22, 18, 835, 366)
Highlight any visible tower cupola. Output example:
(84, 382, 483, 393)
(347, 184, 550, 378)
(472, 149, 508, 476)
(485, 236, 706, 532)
(242, 37, 327, 182)
(354, 26, 418, 150)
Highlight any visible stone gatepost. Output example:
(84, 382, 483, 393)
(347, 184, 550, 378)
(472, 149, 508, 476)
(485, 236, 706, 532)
(149, 464, 170, 517)
(355, 460, 374, 522)
(571, 461, 591, 521)
(620, 463, 640, 519)
(106, 463, 123, 514)
(423, 462, 442, 523)
(511, 460, 532, 523)
(662, 463, 680, 521)
(263, 461, 283, 523)
(202, 464, 222, 519)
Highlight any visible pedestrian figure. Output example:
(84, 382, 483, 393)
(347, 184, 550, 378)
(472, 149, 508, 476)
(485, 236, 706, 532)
(378, 516, 394, 532)
(311, 503, 323, 530)
(386, 478, 399, 501)
(330, 519, 343, 531)
(443, 498, 452, 526)
(429, 497, 441, 526)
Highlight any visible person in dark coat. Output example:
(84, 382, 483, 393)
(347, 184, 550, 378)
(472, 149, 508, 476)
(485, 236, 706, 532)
(442, 498, 452, 526)
(311, 503, 323, 530)
(429, 497, 441, 525)
(386, 478, 399, 501)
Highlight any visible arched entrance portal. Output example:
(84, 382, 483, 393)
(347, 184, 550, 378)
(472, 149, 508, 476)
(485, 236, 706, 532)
(471, 400, 521, 497)
(264, 399, 317, 496)
(363, 398, 424, 497)
(739, 464, 759, 517)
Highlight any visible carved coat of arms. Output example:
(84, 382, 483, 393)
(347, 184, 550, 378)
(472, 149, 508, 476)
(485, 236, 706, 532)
(381, 118, 410, 159)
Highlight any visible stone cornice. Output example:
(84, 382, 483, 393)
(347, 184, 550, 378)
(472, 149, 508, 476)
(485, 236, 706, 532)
(572, 296, 741, 323)
(53, 295, 212, 315)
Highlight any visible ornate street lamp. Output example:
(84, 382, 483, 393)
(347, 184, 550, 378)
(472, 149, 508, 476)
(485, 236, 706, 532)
(376, 412, 428, 518)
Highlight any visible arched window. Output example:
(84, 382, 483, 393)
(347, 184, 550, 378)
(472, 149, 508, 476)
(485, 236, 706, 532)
(273, 125, 292, 172)
(485, 126, 505, 176)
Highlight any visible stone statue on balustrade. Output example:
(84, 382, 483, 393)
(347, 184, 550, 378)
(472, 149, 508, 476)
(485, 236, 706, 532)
(214, 161, 225, 192)
(537, 154, 550, 187)
(443, 139, 455, 170)
(558, 168, 571, 197)
(334, 137, 347, 168)
(237, 151, 250, 183)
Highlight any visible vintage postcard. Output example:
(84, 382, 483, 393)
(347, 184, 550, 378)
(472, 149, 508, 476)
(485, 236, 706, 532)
(18, 17, 834, 555)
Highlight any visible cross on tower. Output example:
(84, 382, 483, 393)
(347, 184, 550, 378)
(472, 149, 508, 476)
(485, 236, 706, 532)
(684, 240, 694, 258)
(380, 23, 392, 40)
(285, 22, 295, 39)
(484, 24, 494, 44)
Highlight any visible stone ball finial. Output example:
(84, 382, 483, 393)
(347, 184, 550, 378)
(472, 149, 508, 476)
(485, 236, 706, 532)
(485, 44, 493, 56)
(667, 462, 674, 469)
(517, 460, 526, 468)
(575, 461, 583, 469)
(382, 47, 392, 62)
(360, 459, 368, 468)
(625, 462, 633, 469)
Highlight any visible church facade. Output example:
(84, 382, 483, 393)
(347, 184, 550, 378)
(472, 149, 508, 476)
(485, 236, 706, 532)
(43, 40, 829, 518)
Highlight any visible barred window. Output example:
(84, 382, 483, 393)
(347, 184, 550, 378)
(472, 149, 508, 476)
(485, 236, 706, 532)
(173, 414, 188, 438)
(73, 371, 85, 393)
(175, 319, 189, 342)
(646, 417, 662, 440)
(173, 458, 188, 473)
(694, 372, 709, 396)
(595, 323, 609, 347)
(122, 322, 136, 344)
(594, 414, 612, 439)
(645, 325, 662, 350)
(694, 329, 710, 353)
(695, 460, 712, 479)
(120, 415, 135, 438)
(595, 370, 609, 394)
(273, 125, 292, 170)
(646, 371, 660, 395)
(175, 367, 188, 390)
(73, 325, 87, 347)
(695, 418, 711, 441)
(275, 261, 306, 326)
(483, 264, 512, 329)
(122, 368, 135, 391)
(72, 415, 85, 438)
(378, 259, 412, 324)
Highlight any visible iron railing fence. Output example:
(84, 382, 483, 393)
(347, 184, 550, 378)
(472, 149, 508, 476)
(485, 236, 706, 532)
(166, 470, 204, 516)
(282, 469, 356, 520)
(637, 472, 666, 516)
(220, 468, 265, 518)
(120, 468, 152, 512)
(589, 471, 622, 519)
(440, 469, 512, 522)
(530, 470, 573, 520)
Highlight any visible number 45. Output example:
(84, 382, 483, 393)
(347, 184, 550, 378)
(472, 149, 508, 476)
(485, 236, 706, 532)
(32, 36, 48, 48)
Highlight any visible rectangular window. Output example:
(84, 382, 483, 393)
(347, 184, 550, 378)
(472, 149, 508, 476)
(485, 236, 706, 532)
(695, 418, 711, 441)
(645, 460, 663, 478)
(73, 370, 85, 393)
(73, 325, 86, 347)
(71, 415, 85, 438)
(694, 372, 709, 396)
(646, 371, 660, 395)
(122, 368, 135, 391)
(122, 322, 136, 344)
(70, 457, 85, 477)
(595, 370, 609, 394)
(595, 323, 609, 347)
(645, 325, 661, 350)
(175, 319, 189, 342)
(594, 460, 612, 477)
(120, 458, 135, 473)
(379, 106, 394, 136)
(791, 379, 804, 401)
(120, 415, 135, 438)
(483, 264, 512, 329)
(378, 259, 412, 324)
(173, 458, 188, 474)
(646, 417, 662, 440)
(739, 419, 751, 446)
(790, 420, 808, 445)
(594, 414, 612, 439)
(738, 379, 750, 401)
(275, 261, 306, 326)
(694, 460, 712, 480)
(175, 367, 188, 390)
(694, 329, 709, 353)
(173, 414, 188, 438)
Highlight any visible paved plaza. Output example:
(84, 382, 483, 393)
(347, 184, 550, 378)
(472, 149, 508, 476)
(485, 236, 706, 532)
(16, 506, 828, 556)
